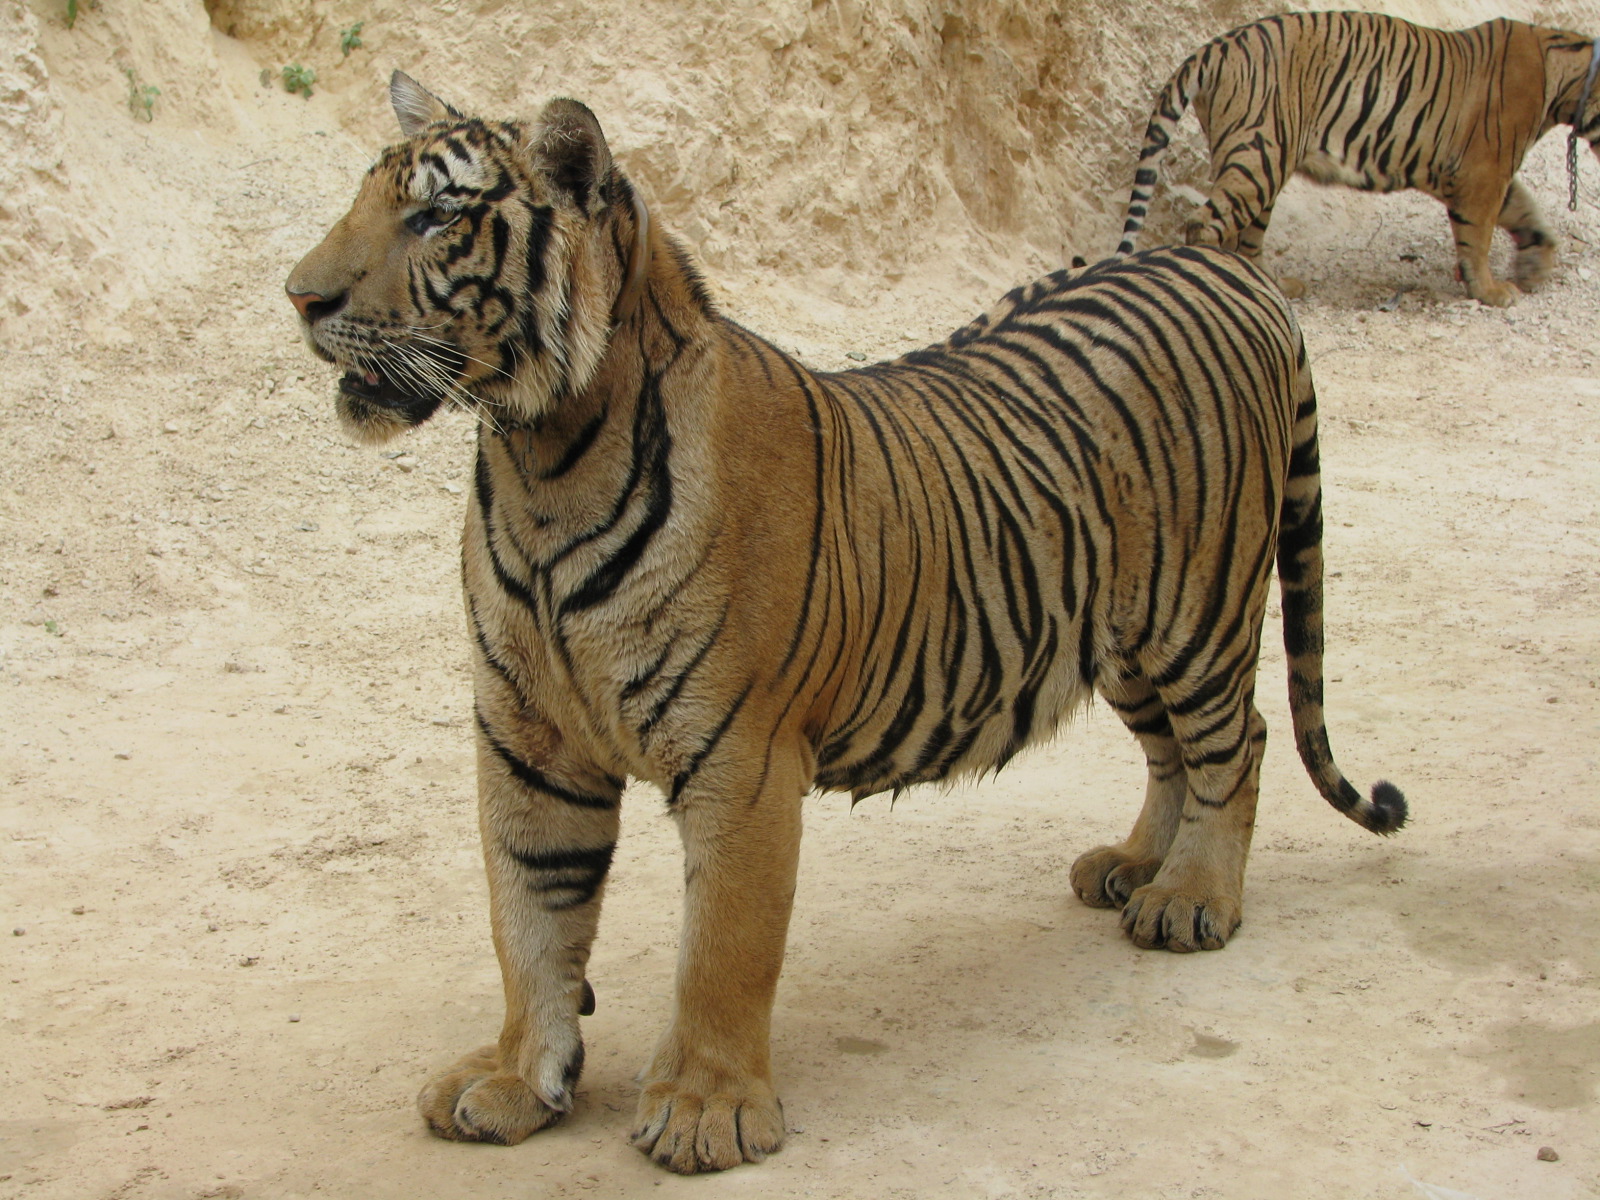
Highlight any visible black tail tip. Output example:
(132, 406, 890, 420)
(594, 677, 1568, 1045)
(1367, 781, 1408, 835)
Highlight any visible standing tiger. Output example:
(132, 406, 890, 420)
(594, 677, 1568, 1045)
(285, 73, 1406, 1174)
(1115, 12, 1600, 306)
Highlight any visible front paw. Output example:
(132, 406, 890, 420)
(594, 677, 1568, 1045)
(631, 1072, 785, 1173)
(418, 1042, 577, 1145)
(1514, 242, 1555, 290)
(1471, 278, 1520, 308)
(1070, 845, 1162, 909)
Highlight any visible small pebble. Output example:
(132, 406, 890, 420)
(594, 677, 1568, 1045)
(114, 751, 132, 760)
(162, 421, 179, 434)
(207, 923, 219, 932)
(288, 1014, 301, 1023)
(845, 351, 867, 361)
(1538, 1146, 1559, 1162)
(71, 905, 85, 916)
(394, 455, 418, 472)
(11, 927, 23, 937)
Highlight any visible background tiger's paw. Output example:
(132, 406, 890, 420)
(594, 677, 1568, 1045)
(1119, 885, 1240, 953)
(1471, 279, 1520, 308)
(1514, 244, 1555, 290)
(1183, 217, 1223, 247)
(417, 1047, 567, 1145)
(1069, 845, 1161, 909)
(630, 1077, 784, 1173)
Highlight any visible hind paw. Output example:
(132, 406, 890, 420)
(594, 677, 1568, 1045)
(1070, 845, 1162, 910)
(1119, 885, 1240, 953)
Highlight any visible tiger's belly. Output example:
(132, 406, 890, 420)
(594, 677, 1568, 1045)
(811, 622, 1096, 801)
(1298, 149, 1411, 194)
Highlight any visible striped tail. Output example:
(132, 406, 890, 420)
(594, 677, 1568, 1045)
(1276, 371, 1408, 835)
(1115, 52, 1206, 256)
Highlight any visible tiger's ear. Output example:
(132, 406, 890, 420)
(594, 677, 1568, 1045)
(527, 98, 614, 214)
(391, 70, 461, 137)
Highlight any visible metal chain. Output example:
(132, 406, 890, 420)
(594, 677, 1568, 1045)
(1571, 132, 1581, 213)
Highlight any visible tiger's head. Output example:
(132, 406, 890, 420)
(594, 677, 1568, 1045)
(286, 72, 650, 444)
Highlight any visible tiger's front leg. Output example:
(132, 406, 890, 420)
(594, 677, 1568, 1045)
(1445, 177, 1521, 307)
(417, 715, 622, 1144)
(630, 742, 805, 1173)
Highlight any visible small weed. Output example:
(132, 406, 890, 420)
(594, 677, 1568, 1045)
(43, 620, 60, 636)
(282, 63, 316, 99)
(340, 22, 364, 57)
(123, 67, 159, 122)
(65, 0, 97, 29)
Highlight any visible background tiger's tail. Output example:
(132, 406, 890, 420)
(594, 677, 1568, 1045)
(1115, 50, 1207, 256)
(1276, 370, 1408, 836)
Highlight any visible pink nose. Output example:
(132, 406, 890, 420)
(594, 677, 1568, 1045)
(287, 287, 332, 320)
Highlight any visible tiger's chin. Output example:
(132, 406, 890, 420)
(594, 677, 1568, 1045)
(335, 369, 446, 445)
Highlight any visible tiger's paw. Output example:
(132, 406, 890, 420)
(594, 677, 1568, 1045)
(1183, 216, 1223, 247)
(1470, 278, 1520, 308)
(1275, 275, 1307, 300)
(1514, 242, 1555, 290)
(1069, 845, 1162, 910)
(631, 1071, 785, 1173)
(1119, 884, 1240, 953)
(417, 1043, 574, 1145)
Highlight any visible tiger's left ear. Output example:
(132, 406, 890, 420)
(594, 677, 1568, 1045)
(527, 98, 615, 214)
(391, 70, 462, 137)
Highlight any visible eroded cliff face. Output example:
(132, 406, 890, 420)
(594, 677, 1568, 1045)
(0, 0, 1578, 342)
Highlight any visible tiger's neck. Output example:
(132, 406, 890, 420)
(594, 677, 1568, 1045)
(1545, 33, 1600, 128)
(475, 230, 723, 533)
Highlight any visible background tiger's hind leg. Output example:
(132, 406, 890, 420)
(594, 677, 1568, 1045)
(1499, 179, 1556, 291)
(1186, 138, 1286, 254)
(1070, 674, 1187, 910)
(1235, 199, 1306, 299)
(1119, 700, 1267, 953)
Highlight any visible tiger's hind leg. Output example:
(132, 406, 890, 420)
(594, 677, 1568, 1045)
(1234, 198, 1306, 299)
(1070, 674, 1187, 909)
(1118, 697, 1267, 953)
(1185, 137, 1288, 256)
(1499, 179, 1556, 291)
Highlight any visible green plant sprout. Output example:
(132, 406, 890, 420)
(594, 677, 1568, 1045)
(124, 68, 159, 121)
(282, 63, 316, 99)
(340, 22, 364, 57)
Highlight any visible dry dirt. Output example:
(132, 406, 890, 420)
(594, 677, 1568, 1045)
(3, 2, 1599, 1198)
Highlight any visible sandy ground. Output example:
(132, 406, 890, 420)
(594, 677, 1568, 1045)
(5, 6, 1600, 1200)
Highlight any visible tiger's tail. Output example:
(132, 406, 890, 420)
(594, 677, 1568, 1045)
(1276, 369, 1408, 836)
(1115, 49, 1209, 256)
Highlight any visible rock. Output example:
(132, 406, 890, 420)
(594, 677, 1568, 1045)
(1537, 1146, 1559, 1162)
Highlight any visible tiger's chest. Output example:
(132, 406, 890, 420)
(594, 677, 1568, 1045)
(462, 445, 733, 787)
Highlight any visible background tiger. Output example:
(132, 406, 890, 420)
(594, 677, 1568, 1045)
(1115, 12, 1600, 306)
(285, 73, 1405, 1174)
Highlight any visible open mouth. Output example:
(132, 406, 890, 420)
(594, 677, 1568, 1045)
(339, 366, 406, 404)
(336, 363, 446, 427)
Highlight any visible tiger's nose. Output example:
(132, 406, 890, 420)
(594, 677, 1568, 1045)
(286, 287, 346, 322)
